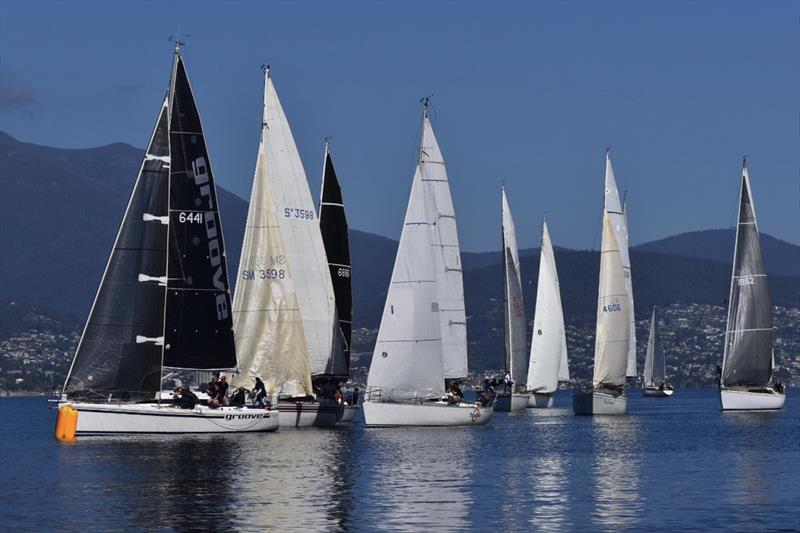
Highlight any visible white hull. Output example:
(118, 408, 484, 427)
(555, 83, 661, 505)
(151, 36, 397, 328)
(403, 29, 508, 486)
(363, 401, 493, 427)
(61, 401, 279, 435)
(721, 388, 785, 411)
(337, 405, 359, 423)
(573, 390, 627, 415)
(527, 392, 555, 408)
(642, 387, 674, 398)
(494, 392, 530, 412)
(277, 401, 339, 427)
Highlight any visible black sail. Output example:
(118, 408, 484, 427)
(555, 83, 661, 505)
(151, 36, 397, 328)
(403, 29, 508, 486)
(162, 54, 236, 370)
(318, 148, 352, 377)
(64, 100, 170, 401)
(722, 164, 773, 387)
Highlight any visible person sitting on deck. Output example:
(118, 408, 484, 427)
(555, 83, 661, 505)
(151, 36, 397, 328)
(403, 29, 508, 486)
(209, 374, 229, 408)
(205, 373, 220, 403)
(173, 387, 198, 409)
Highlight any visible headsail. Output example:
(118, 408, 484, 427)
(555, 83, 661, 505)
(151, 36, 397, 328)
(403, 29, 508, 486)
(231, 68, 313, 397)
(318, 143, 352, 379)
(592, 214, 630, 388)
(64, 99, 170, 401)
(162, 52, 236, 371)
(501, 186, 528, 386)
(526, 218, 570, 393)
(367, 137, 443, 401)
(605, 153, 637, 377)
(420, 110, 468, 380)
(261, 70, 338, 378)
(721, 160, 773, 387)
(643, 307, 665, 387)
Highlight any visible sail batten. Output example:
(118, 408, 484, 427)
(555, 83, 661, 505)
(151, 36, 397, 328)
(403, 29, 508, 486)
(527, 219, 570, 392)
(721, 162, 773, 387)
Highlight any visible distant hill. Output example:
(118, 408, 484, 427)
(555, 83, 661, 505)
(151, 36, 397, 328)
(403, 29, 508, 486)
(636, 229, 800, 277)
(2, 132, 799, 369)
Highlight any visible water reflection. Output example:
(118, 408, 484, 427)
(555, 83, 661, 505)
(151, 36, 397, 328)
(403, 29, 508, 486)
(362, 427, 474, 530)
(526, 409, 571, 532)
(591, 417, 643, 530)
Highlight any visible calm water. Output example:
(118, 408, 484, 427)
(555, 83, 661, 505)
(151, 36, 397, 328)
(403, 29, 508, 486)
(3, 390, 798, 532)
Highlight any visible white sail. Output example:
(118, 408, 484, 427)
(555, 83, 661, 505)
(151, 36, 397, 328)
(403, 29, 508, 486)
(262, 70, 339, 377)
(367, 144, 444, 401)
(605, 153, 637, 377)
(642, 307, 662, 388)
(421, 117, 468, 380)
(527, 219, 569, 392)
(501, 186, 528, 385)
(592, 214, 631, 387)
(231, 82, 312, 397)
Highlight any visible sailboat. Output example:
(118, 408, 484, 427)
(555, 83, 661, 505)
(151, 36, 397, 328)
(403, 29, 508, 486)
(494, 186, 530, 411)
(363, 99, 493, 427)
(719, 158, 785, 411)
(57, 44, 279, 434)
(233, 66, 341, 427)
(318, 141, 357, 422)
(573, 151, 631, 415)
(525, 218, 570, 408)
(641, 307, 674, 397)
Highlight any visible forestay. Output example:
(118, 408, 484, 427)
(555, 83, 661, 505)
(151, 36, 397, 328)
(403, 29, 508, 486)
(527, 219, 570, 393)
(721, 161, 773, 387)
(593, 215, 630, 388)
(261, 70, 340, 378)
(605, 153, 637, 377)
(501, 187, 528, 386)
(231, 72, 313, 397)
(421, 116, 468, 380)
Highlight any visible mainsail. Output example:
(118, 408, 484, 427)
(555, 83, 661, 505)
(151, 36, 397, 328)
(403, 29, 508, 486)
(605, 153, 637, 377)
(501, 186, 528, 386)
(643, 307, 665, 388)
(592, 215, 631, 388)
(64, 49, 236, 400)
(231, 68, 313, 397)
(318, 143, 352, 379)
(421, 113, 468, 380)
(261, 69, 340, 378)
(526, 218, 570, 393)
(721, 160, 773, 387)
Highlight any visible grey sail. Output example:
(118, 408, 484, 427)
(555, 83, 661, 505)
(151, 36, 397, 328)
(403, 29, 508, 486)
(721, 161, 773, 387)
(64, 100, 170, 401)
(643, 307, 665, 387)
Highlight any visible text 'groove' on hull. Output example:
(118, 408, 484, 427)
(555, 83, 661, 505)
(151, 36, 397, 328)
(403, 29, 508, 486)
(363, 401, 493, 427)
(720, 388, 786, 411)
(572, 391, 627, 415)
(59, 402, 279, 434)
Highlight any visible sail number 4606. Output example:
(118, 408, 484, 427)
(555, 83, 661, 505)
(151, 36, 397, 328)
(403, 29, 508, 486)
(603, 303, 622, 312)
(284, 208, 314, 220)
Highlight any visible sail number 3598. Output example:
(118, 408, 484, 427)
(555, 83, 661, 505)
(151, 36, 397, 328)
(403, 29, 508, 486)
(284, 208, 314, 220)
(242, 269, 286, 280)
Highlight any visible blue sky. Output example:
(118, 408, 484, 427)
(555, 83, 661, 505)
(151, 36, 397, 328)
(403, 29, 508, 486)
(1, 1, 798, 251)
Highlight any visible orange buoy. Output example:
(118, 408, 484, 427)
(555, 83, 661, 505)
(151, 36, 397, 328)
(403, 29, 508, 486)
(55, 405, 78, 441)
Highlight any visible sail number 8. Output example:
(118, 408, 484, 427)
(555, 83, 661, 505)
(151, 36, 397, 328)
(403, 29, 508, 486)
(284, 208, 315, 220)
(178, 212, 203, 224)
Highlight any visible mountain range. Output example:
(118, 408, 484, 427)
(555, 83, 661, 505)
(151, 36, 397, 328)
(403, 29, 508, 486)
(2, 132, 798, 352)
